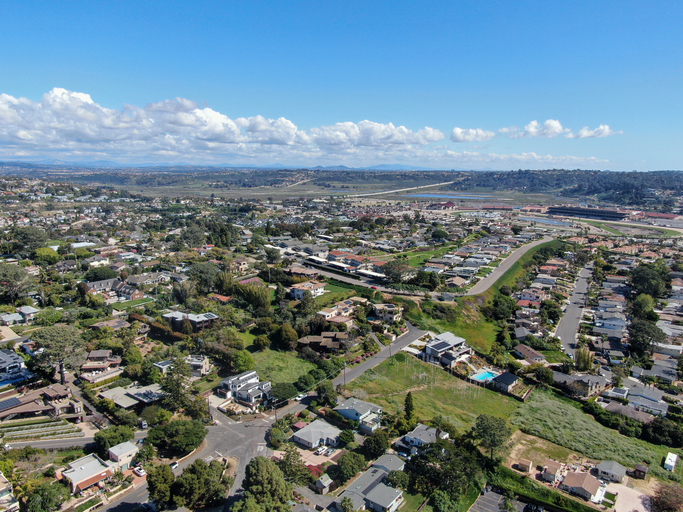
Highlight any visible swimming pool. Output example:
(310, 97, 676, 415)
(471, 370, 499, 382)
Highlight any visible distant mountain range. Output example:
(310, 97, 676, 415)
(2, 159, 477, 171)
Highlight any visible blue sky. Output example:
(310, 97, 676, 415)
(0, 1, 681, 170)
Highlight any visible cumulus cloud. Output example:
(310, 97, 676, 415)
(450, 127, 496, 142)
(0, 88, 612, 169)
(501, 119, 570, 138)
(566, 124, 621, 139)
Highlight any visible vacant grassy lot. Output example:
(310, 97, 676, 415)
(511, 389, 683, 480)
(349, 354, 519, 430)
(404, 298, 497, 354)
(253, 349, 316, 385)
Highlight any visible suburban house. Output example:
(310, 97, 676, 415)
(235, 380, 272, 404)
(373, 303, 402, 323)
(81, 350, 122, 373)
(372, 454, 405, 474)
(0, 471, 19, 512)
(186, 354, 211, 377)
(491, 372, 520, 393)
(289, 281, 326, 299)
(332, 465, 404, 512)
(595, 461, 626, 483)
(297, 332, 352, 353)
(560, 472, 602, 502)
(219, 370, 271, 402)
(627, 386, 669, 416)
(334, 398, 382, 434)
(61, 454, 115, 494)
(291, 420, 341, 449)
(552, 372, 609, 397)
(514, 344, 546, 364)
(108, 441, 139, 471)
(162, 311, 220, 331)
(424, 332, 468, 362)
(398, 424, 450, 455)
(542, 459, 562, 483)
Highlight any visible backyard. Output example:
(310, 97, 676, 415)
(348, 354, 520, 430)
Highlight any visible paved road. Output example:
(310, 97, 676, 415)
(333, 321, 426, 387)
(314, 235, 555, 299)
(555, 264, 592, 357)
(466, 236, 553, 295)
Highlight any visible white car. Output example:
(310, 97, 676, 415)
(315, 446, 327, 456)
(133, 467, 147, 477)
(295, 394, 306, 401)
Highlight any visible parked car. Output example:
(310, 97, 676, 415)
(133, 467, 147, 477)
(294, 394, 306, 401)
(326, 448, 336, 456)
(170, 462, 179, 470)
(315, 446, 327, 456)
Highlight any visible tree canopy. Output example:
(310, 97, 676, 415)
(93, 425, 135, 458)
(628, 319, 666, 357)
(0, 264, 33, 304)
(147, 420, 208, 456)
(472, 414, 511, 461)
(234, 456, 292, 512)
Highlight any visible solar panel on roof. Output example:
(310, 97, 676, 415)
(0, 397, 21, 412)
(430, 341, 451, 352)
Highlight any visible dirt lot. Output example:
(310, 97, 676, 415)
(507, 431, 584, 470)
(606, 481, 651, 512)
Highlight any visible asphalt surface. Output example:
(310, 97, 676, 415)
(554, 264, 592, 357)
(465, 236, 553, 296)
(313, 235, 554, 298)
(333, 321, 426, 387)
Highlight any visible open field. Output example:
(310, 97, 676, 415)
(511, 389, 683, 480)
(507, 430, 579, 468)
(348, 354, 519, 430)
(581, 219, 680, 237)
(252, 349, 316, 385)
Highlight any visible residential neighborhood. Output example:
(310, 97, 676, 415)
(0, 174, 679, 512)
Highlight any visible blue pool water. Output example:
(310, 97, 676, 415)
(471, 370, 499, 382)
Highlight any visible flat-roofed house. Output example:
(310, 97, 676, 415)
(61, 454, 115, 494)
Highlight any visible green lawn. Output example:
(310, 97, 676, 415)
(253, 349, 316, 385)
(116, 297, 155, 309)
(238, 329, 257, 350)
(349, 354, 520, 430)
(401, 492, 432, 512)
(511, 389, 683, 480)
(540, 350, 571, 364)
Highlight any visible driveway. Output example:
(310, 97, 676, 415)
(333, 322, 426, 387)
(606, 482, 651, 512)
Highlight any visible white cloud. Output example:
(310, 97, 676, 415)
(450, 127, 496, 142)
(502, 119, 570, 138)
(566, 124, 621, 138)
(0, 88, 612, 170)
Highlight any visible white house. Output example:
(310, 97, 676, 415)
(291, 420, 341, 449)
